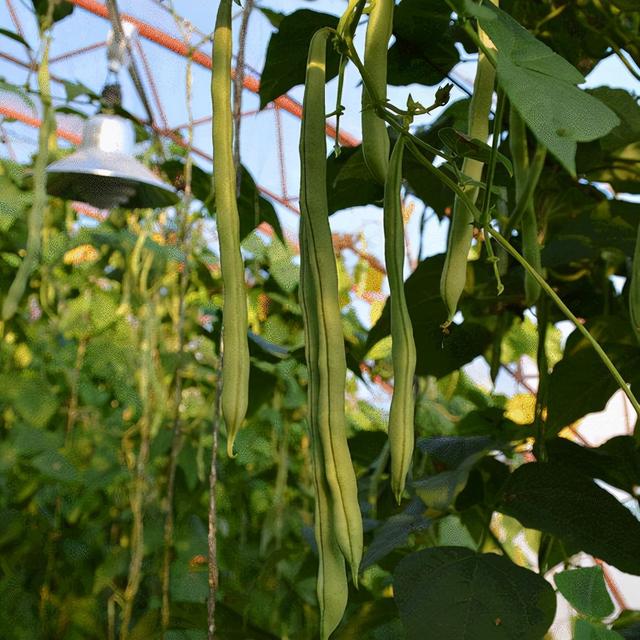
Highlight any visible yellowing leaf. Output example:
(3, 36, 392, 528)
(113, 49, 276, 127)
(63, 244, 99, 266)
(505, 393, 535, 424)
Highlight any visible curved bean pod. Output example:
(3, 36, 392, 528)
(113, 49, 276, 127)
(362, 0, 393, 185)
(212, 0, 250, 457)
(299, 28, 363, 582)
(440, 6, 497, 325)
(383, 136, 416, 502)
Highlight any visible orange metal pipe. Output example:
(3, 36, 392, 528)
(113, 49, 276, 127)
(66, 0, 360, 147)
(0, 105, 82, 144)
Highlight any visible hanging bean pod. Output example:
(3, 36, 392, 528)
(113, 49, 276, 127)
(383, 136, 416, 502)
(212, 0, 250, 456)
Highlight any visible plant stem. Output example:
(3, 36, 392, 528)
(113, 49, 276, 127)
(534, 297, 549, 461)
(2, 28, 53, 321)
(503, 144, 547, 236)
(207, 361, 222, 640)
(480, 89, 506, 294)
(121, 295, 156, 640)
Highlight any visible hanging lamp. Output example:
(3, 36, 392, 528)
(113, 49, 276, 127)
(45, 21, 178, 210)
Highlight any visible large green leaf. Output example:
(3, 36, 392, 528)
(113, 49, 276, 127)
(554, 566, 614, 619)
(575, 620, 624, 640)
(576, 88, 640, 194)
(546, 436, 640, 495)
(12, 374, 60, 428)
(31, 450, 80, 483)
(387, 0, 460, 87)
(498, 462, 640, 575)
(326, 145, 384, 214)
(366, 254, 492, 377)
(393, 547, 556, 640)
(460, 0, 619, 175)
(361, 499, 432, 571)
(413, 450, 487, 513)
(545, 320, 640, 433)
(259, 10, 340, 108)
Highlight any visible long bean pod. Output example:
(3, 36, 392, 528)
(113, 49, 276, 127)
(631, 222, 640, 344)
(383, 136, 416, 502)
(509, 105, 542, 306)
(300, 223, 349, 640)
(362, 0, 393, 185)
(299, 28, 363, 582)
(440, 4, 497, 326)
(212, 0, 250, 457)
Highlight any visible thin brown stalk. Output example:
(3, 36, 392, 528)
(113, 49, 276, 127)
(233, 0, 254, 193)
(207, 368, 222, 640)
(161, 14, 196, 632)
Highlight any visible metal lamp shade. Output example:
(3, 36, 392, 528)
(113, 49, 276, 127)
(46, 114, 179, 209)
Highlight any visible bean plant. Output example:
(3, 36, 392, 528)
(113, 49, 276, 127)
(0, 0, 639, 639)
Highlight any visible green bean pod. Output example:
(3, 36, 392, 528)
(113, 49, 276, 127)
(631, 223, 640, 344)
(362, 0, 393, 185)
(299, 28, 363, 583)
(440, 8, 497, 325)
(509, 105, 541, 307)
(212, 0, 250, 457)
(383, 136, 416, 503)
(300, 223, 349, 640)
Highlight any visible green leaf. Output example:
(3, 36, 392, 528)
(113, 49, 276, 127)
(461, 0, 583, 83)
(162, 160, 283, 241)
(13, 374, 59, 428)
(387, 0, 460, 87)
(546, 345, 620, 433)
(497, 59, 618, 176)
(30, 0, 73, 23)
(237, 167, 284, 242)
(259, 8, 285, 28)
(417, 435, 494, 468)
(393, 547, 556, 640)
(414, 450, 488, 512)
(366, 254, 492, 378)
(0, 78, 35, 110)
(575, 619, 624, 640)
(59, 290, 118, 338)
(613, 610, 640, 638)
(259, 10, 340, 109)
(554, 567, 614, 619)
(546, 436, 640, 495)
(0, 28, 30, 49)
(438, 127, 513, 176)
(576, 88, 640, 193)
(62, 79, 98, 102)
(461, 0, 620, 175)
(326, 145, 384, 213)
(161, 159, 213, 209)
(498, 462, 640, 575)
(545, 321, 640, 433)
(361, 500, 432, 571)
(31, 450, 80, 483)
